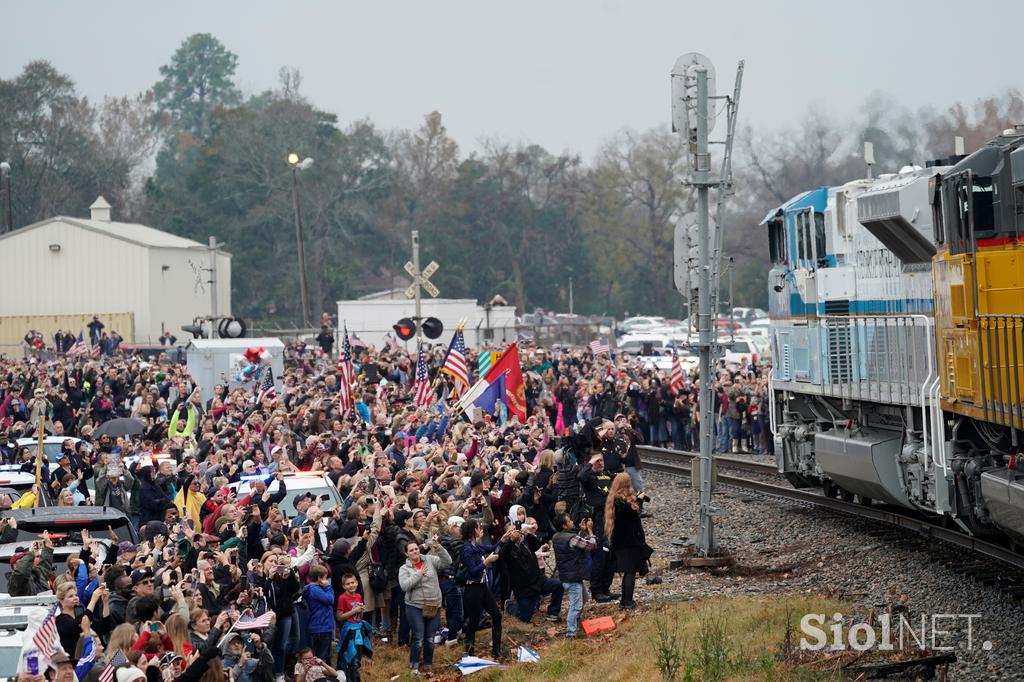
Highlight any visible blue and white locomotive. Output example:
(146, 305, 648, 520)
(764, 164, 952, 516)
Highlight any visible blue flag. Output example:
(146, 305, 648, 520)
(473, 371, 507, 416)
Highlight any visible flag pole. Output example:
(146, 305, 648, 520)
(34, 416, 45, 508)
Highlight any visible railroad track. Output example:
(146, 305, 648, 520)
(640, 446, 1024, 583)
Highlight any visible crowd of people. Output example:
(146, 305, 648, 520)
(2, 324, 770, 680)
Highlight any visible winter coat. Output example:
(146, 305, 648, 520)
(397, 546, 451, 609)
(302, 582, 336, 634)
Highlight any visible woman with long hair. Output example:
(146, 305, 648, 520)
(107, 622, 138, 658)
(165, 612, 194, 661)
(604, 472, 648, 609)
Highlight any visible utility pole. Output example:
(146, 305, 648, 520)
(672, 53, 743, 558)
(290, 166, 311, 329)
(208, 236, 220, 336)
(413, 230, 422, 342)
(403, 230, 441, 341)
(568, 277, 574, 315)
(0, 162, 11, 234)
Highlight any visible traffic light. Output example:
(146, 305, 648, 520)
(393, 318, 416, 340)
(421, 317, 444, 339)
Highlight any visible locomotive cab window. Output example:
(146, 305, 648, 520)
(768, 218, 787, 263)
(814, 212, 826, 262)
(970, 177, 995, 239)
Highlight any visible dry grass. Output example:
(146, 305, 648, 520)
(360, 595, 850, 681)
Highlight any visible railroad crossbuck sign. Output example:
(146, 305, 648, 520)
(404, 259, 440, 299)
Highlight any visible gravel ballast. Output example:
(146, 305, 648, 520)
(626, 467, 1024, 680)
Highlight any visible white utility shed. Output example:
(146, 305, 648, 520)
(186, 337, 284, 403)
(0, 197, 231, 345)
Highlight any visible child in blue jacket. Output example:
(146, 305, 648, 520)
(303, 565, 336, 662)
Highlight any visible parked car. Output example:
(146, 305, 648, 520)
(618, 316, 667, 334)
(0, 596, 55, 672)
(227, 471, 342, 518)
(0, 507, 138, 594)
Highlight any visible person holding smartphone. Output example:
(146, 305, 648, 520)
(460, 519, 513, 660)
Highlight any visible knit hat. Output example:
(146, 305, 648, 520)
(116, 667, 146, 682)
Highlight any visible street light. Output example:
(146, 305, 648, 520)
(0, 162, 11, 234)
(287, 152, 314, 328)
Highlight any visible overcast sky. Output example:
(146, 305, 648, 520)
(5, 0, 1021, 158)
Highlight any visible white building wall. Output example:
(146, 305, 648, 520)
(146, 248, 233, 343)
(0, 220, 149, 340)
(337, 298, 518, 350)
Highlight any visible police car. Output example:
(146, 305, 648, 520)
(227, 470, 342, 518)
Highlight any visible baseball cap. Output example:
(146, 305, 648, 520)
(130, 567, 154, 585)
(293, 492, 316, 506)
(160, 652, 183, 666)
(408, 456, 427, 471)
(118, 541, 137, 554)
(469, 472, 484, 489)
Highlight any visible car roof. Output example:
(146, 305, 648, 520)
(0, 506, 138, 539)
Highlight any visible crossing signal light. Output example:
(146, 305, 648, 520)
(393, 318, 416, 340)
(421, 317, 444, 339)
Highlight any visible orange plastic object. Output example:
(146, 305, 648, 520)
(581, 616, 616, 636)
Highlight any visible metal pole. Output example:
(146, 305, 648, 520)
(695, 69, 715, 556)
(208, 236, 219, 330)
(1, 164, 11, 234)
(569, 277, 574, 315)
(291, 168, 311, 329)
(412, 230, 422, 342)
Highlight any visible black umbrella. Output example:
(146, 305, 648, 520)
(93, 417, 147, 439)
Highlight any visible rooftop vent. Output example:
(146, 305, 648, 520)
(89, 196, 111, 222)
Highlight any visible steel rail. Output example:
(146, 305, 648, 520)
(641, 448, 1024, 571)
(638, 445, 777, 475)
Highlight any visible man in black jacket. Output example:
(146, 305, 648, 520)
(499, 524, 563, 623)
(438, 516, 466, 646)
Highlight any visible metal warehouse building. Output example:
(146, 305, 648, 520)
(0, 197, 231, 351)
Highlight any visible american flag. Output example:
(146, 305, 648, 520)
(98, 649, 128, 682)
(91, 341, 102, 357)
(440, 328, 469, 396)
(669, 352, 685, 394)
(67, 332, 88, 357)
(31, 605, 59, 661)
(233, 611, 275, 631)
(348, 333, 368, 349)
(590, 339, 610, 356)
(338, 326, 355, 413)
(256, 366, 276, 403)
(413, 344, 433, 407)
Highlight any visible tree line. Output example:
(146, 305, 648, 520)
(2, 34, 1022, 325)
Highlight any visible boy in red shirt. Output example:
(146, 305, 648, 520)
(336, 573, 368, 682)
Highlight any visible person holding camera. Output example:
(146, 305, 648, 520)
(265, 555, 301, 682)
(460, 519, 513, 661)
(398, 535, 451, 675)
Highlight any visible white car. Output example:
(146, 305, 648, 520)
(15, 437, 88, 461)
(619, 316, 667, 334)
(227, 471, 343, 518)
(722, 339, 768, 367)
(0, 596, 54, 673)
